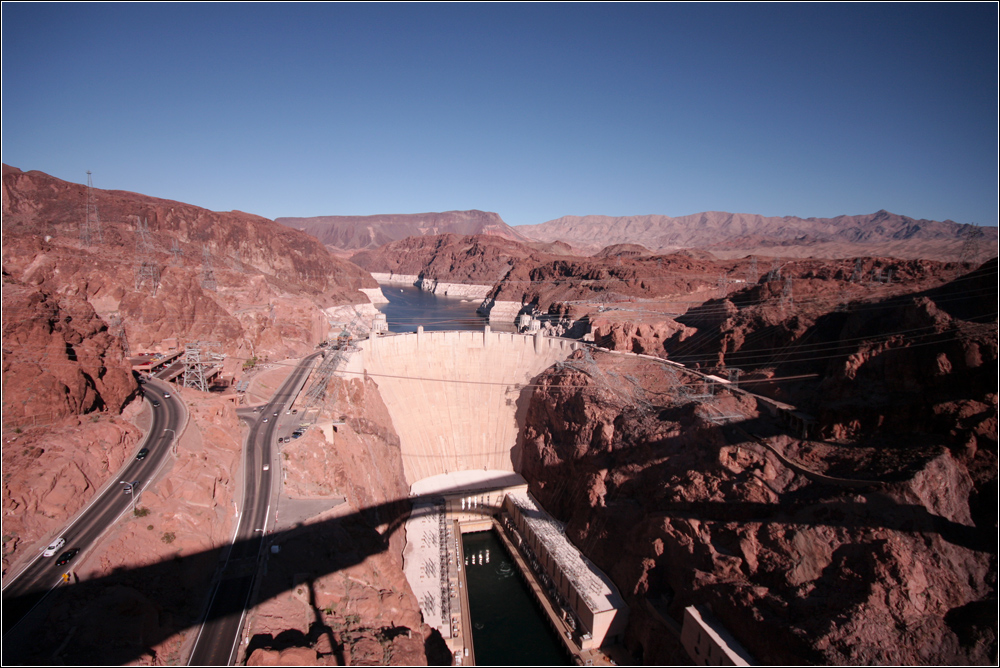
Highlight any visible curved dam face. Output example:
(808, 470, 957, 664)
(353, 329, 579, 486)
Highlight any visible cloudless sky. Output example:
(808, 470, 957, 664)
(2, 3, 997, 226)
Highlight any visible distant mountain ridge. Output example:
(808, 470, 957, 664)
(276, 209, 528, 251)
(516, 210, 997, 255)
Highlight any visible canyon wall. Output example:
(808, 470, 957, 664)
(519, 349, 996, 665)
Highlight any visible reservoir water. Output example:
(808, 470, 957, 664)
(462, 530, 570, 666)
(374, 284, 515, 333)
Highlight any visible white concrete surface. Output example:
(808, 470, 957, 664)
(415, 278, 493, 299)
(359, 287, 389, 304)
(370, 272, 420, 286)
(476, 297, 524, 323)
(356, 329, 578, 485)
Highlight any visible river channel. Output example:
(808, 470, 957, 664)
(463, 530, 570, 665)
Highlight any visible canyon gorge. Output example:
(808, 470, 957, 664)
(2, 164, 996, 665)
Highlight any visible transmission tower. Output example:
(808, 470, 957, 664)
(169, 240, 184, 266)
(849, 258, 864, 283)
(766, 260, 782, 282)
(182, 345, 207, 392)
(959, 226, 985, 267)
(80, 171, 103, 245)
(717, 273, 729, 299)
(746, 257, 758, 284)
(302, 316, 361, 416)
(108, 312, 130, 358)
(201, 245, 217, 292)
(134, 218, 160, 295)
(779, 278, 794, 308)
(182, 341, 223, 392)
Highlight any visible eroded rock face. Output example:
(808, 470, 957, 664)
(519, 349, 996, 665)
(1, 413, 141, 572)
(2, 279, 137, 421)
(2, 164, 379, 363)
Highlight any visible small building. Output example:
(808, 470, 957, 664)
(680, 605, 754, 666)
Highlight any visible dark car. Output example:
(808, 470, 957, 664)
(136, 448, 149, 460)
(55, 548, 80, 566)
(152, 401, 160, 408)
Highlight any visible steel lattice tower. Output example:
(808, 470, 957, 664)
(182, 344, 208, 392)
(169, 240, 184, 266)
(108, 312, 131, 358)
(80, 171, 103, 245)
(134, 218, 160, 295)
(201, 245, 217, 292)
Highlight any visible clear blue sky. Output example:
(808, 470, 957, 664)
(3, 3, 997, 226)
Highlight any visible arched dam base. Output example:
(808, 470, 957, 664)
(344, 330, 629, 663)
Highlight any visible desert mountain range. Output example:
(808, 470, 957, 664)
(283, 207, 997, 262)
(276, 209, 529, 251)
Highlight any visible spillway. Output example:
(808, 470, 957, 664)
(349, 327, 579, 485)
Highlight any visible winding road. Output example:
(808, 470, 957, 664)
(1, 377, 186, 635)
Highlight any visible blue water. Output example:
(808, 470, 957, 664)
(375, 284, 514, 333)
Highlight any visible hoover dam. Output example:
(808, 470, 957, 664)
(338, 327, 635, 663)
(349, 327, 581, 484)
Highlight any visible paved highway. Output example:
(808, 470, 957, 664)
(187, 353, 320, 665)
(1, 377, 186, 634)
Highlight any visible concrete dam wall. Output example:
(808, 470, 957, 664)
(353, 329, 579, 485)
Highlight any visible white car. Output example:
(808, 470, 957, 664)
(43, 537, 66, 557)
(163, 392, 171, 399)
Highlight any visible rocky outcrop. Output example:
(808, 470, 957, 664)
(278, 209, 529, 251)
(589, 317, 696, 356)
(519, 348, 996, 665)
(351, 233, 540, 287)
(2, 278, 136, 422)
(1, 413, 142, 573)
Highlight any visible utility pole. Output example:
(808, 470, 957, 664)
(120, 481, 139, 514)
